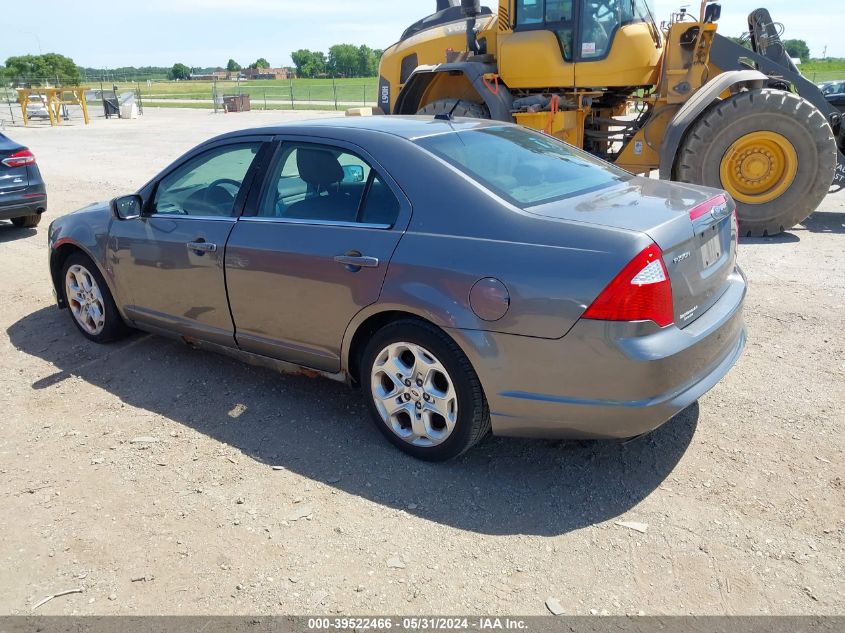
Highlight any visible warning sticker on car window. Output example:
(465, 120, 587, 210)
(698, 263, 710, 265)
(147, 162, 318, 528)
(582, 42, 596, 54)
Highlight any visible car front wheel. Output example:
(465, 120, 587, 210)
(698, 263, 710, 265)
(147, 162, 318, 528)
(61, 252, 129, 343)
(361, 320, 490, 461)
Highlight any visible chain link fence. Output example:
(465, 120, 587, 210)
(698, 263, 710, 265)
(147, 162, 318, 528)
(3, 76, 377, 117)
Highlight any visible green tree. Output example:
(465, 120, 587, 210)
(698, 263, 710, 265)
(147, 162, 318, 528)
(356, 45, 380, 77)
(783, 39, 810, 63)
(4, 53, 81, 84)
(249, 57, 271, 70)
(291, 49, 326, 78)
(169, 63, 190, 80)
(328, 44, 360, 77)
(227, 58, 242, 72)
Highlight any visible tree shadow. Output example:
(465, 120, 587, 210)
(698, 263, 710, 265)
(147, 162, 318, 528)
(0, 223, 38, 243)
(8, 306, 698, 536)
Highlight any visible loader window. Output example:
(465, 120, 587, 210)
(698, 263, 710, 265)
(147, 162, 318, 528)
(417, 126, 630, 207)
(579, 0, 654, 59)
(516, 0, 575, 61)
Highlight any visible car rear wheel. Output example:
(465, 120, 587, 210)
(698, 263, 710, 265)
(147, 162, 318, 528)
(361, 320, 490, 461)
(11, 214, 41, 228)
(61, 252, 129, 343)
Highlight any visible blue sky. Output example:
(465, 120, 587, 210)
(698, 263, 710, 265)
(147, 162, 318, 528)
(1, 0, 841, 69)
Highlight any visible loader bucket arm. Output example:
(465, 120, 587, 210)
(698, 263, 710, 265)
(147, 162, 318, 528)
(709, 9, 845, 191)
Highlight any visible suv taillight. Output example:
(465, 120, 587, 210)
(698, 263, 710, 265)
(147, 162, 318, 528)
(582, 243, 674, 327)
(1, 149, 36, 168)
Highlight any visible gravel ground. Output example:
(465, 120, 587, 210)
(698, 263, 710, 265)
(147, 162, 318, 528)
(0, 108, 843, 616)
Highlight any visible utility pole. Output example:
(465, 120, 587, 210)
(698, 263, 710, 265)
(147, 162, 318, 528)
(822, 45, 827, 60)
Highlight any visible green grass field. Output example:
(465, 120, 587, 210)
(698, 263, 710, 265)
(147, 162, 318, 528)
(105, 78, 378, 107)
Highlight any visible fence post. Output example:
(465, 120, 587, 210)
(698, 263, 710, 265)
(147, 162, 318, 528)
(289, 78, 295, 110)
(5, 85, 16, 125)
(332, 76, 338, 111)
(212, 79, 218, 114)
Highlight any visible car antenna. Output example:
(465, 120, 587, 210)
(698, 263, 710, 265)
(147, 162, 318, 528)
(434, 100, 463, 121)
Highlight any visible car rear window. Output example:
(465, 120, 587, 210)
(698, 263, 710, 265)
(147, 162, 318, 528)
(416, 126, 630, 207)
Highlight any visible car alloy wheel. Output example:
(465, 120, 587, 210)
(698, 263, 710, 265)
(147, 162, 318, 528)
(65, 264, 107, 336)
(370, 341, 458, 447)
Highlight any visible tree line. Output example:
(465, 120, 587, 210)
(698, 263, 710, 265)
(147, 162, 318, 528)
(291, 45, 383, 79)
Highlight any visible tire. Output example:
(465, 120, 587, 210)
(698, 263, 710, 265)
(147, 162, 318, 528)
(61, 252, 129, 344)
(675, 89, 837, 237)
(11, 214, 41, 228)
(361, 319, 490, 461)
(417, 98, 490, 119)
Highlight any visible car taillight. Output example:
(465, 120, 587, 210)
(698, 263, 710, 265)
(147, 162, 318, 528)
(688, 194, 728, 221)
(1, 149, 36, 168)
(582, 243, 674, 327)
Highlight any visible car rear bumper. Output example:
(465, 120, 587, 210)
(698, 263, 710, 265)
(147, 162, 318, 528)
(0, 197, 47, 220)
(449, 266, 747, 439)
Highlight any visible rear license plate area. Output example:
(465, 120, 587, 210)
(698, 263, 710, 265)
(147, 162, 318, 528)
(699, 218, 727, 269)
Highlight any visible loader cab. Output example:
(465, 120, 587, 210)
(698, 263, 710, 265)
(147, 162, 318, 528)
(499, 0, 662, 88)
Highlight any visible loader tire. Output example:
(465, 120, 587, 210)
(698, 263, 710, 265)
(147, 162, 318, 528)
(675, 89, 837, 237)
(417, 98, 490, 120)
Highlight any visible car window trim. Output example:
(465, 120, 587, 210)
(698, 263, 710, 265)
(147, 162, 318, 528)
(243, 135, 411, 232)
(144, 136, 273, 219)
(237, 216, 392, 230)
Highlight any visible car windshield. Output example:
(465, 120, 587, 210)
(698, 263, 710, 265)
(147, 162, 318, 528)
(416, 126, 630, 207)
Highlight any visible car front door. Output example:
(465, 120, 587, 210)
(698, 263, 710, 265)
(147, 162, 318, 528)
(109, 138, 269, 346)
(225, 137, 411, 372)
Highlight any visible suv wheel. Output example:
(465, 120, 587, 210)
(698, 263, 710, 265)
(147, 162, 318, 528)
(11, 214, 41, 228)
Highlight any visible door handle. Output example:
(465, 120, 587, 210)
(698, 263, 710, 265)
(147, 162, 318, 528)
(334, 252, 379, 271)
(187, 241, 217, 253)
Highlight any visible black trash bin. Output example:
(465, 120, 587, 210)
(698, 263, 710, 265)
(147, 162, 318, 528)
(103, 91, 119, 118)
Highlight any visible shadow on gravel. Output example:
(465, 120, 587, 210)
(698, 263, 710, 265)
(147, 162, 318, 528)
(801, 211, 845, 235)
(9, 306, 697, 537)
(740, 232, 800, 245)
(0, 223, 37, 242)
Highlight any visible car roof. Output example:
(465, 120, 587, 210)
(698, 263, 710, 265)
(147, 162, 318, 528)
(226, 115, 510, 142)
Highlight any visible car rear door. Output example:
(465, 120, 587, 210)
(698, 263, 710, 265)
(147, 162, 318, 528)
(225, 136, 411, 372)
(109, 137, 271, 346)
(0, 135, 29, 201)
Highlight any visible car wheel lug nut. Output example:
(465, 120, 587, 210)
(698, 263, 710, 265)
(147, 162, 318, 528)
(404, 379, 411, 387)
(423, 393, 430, 401)
(415, 402, 422, 410)
(404, 393, 411, 401)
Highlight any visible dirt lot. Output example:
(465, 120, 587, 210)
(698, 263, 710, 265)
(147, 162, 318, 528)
(0, 108, 842, 616)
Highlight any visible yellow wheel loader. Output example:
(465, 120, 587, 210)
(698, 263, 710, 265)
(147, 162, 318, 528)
(377, 0, 844, 236)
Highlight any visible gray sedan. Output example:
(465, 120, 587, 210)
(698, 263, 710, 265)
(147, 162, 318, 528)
(47, 116, 746, 461)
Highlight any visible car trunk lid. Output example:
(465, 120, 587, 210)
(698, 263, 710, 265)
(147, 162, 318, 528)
(527, 177, 738, 328)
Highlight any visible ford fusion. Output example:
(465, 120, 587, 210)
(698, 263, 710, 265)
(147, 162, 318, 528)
(48, 116, 746, 461)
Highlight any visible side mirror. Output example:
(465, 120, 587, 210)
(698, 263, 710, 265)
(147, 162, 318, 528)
(342, 165, 365, 183)
(111, 194, 143, 220)
(704, 2, 721, 23)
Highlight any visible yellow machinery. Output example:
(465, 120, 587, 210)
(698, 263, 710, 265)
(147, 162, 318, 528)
(16, 87, 91, 127)
(378, 0, 844, 235)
